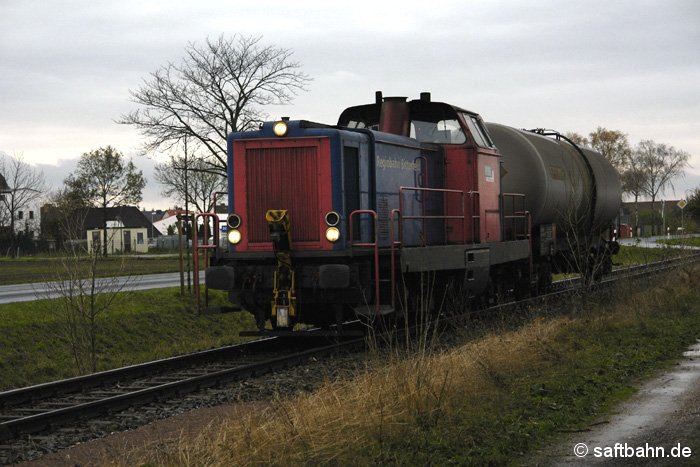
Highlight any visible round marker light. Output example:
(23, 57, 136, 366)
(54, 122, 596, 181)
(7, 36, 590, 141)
(325, 211, 340, 226)
(325, 227, 340, 242)
(228, 229, 242, 245)
(227, 213, 241, 229)
(273, 121, 288, 137)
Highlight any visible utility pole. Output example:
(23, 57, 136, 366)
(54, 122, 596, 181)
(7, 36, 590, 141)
(184, 138, 191, 293)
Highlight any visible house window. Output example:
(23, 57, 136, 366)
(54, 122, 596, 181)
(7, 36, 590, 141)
(18, 211, 23, 220)
(137, 232, 144, 244)
(29, 211, 34, 220)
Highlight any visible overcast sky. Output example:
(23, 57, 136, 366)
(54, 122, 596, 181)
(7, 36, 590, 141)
(1, 0, 698, 209)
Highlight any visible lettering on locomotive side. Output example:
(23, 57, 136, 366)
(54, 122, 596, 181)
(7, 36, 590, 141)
(376, 156, 420, 171)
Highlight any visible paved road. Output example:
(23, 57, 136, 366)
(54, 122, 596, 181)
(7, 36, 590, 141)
(0, 272, 202, 304)
(619, 234, 700, 249)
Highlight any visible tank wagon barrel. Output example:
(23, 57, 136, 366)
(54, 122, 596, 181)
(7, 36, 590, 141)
(486, 123, 621, 231)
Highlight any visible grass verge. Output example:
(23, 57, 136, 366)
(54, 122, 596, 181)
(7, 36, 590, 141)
(121, 264, 700, 466)
(0, 289, 255, 390)
(0, 256, 182, 285)
(656, 236, 700, 248)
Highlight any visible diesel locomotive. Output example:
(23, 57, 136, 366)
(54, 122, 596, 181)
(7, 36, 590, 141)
(202, 92, 621, 332)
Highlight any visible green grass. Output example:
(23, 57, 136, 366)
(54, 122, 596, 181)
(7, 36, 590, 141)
(657, 236, 700, 248)
(0, 288, 256, 390)
(0, 256, 182, 285)
(615, 243, 683, 265)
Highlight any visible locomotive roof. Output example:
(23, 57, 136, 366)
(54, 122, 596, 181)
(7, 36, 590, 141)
(337, 97, 479, 129)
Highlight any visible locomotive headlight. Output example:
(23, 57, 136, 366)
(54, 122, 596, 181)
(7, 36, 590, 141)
(228, 229, 242, 245)
(325, 227, 340, 242)
(273, 121, 288, 137)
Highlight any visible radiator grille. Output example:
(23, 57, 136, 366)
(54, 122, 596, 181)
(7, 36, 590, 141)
(246, 146, 319, 243)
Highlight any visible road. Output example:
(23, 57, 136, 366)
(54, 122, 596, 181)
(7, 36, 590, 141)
(0, 272, 202, 304)
(618, 234, 700, 249)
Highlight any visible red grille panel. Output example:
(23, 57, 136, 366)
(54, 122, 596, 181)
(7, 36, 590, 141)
(246, 146, 319, 243)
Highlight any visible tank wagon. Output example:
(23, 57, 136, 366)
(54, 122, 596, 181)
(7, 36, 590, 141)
(203, 92, 621, 332)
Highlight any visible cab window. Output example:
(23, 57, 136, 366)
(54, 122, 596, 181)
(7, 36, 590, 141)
(463, 113, 495, 148)
(410, 118, 466, 144)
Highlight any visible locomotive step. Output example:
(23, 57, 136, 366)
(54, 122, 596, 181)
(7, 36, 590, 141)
(353, 305, 394, 317)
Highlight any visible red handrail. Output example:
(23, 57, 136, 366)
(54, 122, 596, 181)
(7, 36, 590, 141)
(193, 212, 220, 311)
(398, 186, 481, 243)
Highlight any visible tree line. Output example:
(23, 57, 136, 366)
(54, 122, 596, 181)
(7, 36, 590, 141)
(566, 128, 692, 233)
(2, 35, 697, 258)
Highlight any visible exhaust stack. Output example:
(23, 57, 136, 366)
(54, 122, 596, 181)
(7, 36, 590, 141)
(378, 96, 410, 136)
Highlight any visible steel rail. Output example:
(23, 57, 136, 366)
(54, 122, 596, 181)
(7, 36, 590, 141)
(0, 331, 365, 442)
(0, 338, 365, 442)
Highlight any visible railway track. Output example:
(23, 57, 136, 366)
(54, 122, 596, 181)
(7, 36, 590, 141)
(2, 253, 698, 463)
(0, 327, 365, 453)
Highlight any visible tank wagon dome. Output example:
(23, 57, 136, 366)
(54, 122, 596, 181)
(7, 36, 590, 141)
(485, 122, 621, 231)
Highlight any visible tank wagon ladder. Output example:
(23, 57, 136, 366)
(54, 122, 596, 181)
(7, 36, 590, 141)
(502, 192, 534, 288)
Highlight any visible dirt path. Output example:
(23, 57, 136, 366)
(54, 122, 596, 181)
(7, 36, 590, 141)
(531, 340, 700, 466)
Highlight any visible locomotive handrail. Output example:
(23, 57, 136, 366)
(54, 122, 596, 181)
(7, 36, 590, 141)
(348, 209, 380, 313)
(399, 187, 481, 244)
(193, 212, 220, 312)
(468, 191, 480, 243)
(389, 209, 403, 308)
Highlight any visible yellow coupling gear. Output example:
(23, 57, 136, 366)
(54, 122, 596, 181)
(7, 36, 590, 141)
(266, 210, 296, 327)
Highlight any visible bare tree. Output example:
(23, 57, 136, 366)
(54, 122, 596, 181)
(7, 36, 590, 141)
(620, 152, 646, 234)
(564, 132, 589, 148)
(154, 154, 227, 213)
(41, 196, 133, 374)
(119, 34, 310, 176)
(634, 140, 690, 234)
(588, 127, 631, 173)
(64, 146, 145, 256)
(0, 152, 46, 256)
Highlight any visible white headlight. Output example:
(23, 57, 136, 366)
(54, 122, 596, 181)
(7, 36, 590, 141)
(228, 229, 242, 244)
(273, 121, 288, 137)
(325, 227, 340, 242)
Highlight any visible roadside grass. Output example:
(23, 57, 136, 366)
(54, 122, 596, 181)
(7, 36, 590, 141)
(0, 256, 182, 285)
(656, 236, 700, 248)
(0, 289, 255, 391)
(123, 264, 700, 466)
(615, 243, 683, 265)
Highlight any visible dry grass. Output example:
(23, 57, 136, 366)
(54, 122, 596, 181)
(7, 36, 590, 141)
(113, 265, 699, 466)
(120, 318, 575, 466)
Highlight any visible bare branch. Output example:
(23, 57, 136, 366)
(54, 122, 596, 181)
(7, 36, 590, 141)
(119, 34, 311, 177)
